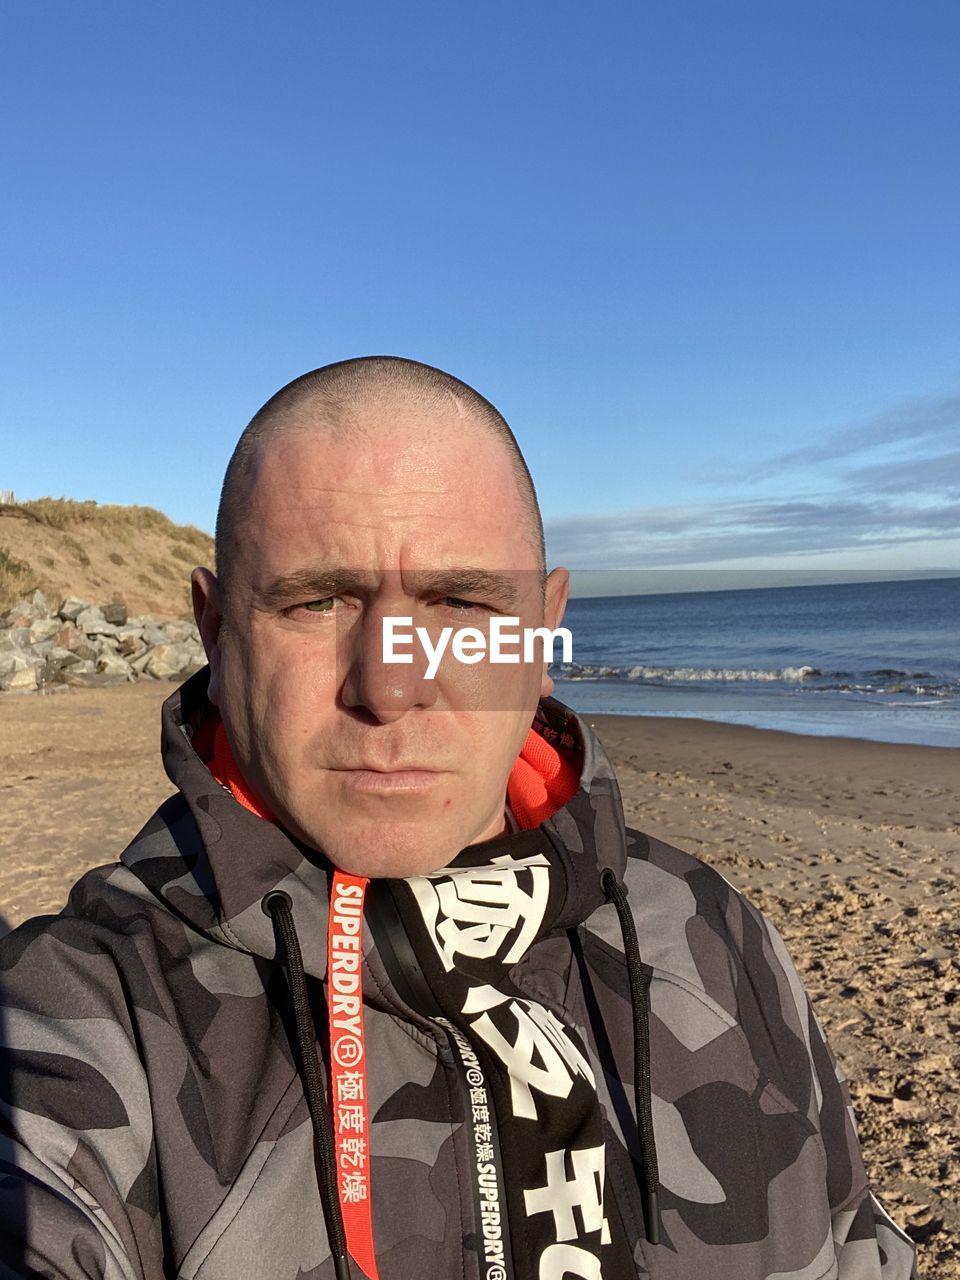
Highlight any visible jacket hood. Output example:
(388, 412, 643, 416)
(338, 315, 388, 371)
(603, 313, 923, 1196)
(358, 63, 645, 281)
(124, 667, 630, 980)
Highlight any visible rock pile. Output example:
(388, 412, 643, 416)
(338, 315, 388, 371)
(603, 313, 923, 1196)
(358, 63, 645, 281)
(0, 590, 206, 693)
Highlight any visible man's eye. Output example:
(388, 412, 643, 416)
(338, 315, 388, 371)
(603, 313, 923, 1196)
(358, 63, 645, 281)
(442, 597, 483, 612)
(300, 597, 338, 613)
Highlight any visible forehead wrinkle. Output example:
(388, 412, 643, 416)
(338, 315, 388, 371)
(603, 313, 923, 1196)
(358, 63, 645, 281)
(263, 485, 512, 531)
(275, 486, 456, 499)
(263, 502, 453, 528)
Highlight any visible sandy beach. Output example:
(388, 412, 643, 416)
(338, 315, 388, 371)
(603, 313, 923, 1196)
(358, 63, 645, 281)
(1, 682, 956, 1276)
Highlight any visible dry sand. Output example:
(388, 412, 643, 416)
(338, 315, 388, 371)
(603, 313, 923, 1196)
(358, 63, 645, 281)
(1, 683, 957, 1276)
(591, 713, 959, 1278)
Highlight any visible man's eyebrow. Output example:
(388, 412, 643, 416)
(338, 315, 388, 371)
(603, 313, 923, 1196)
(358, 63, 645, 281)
(253, 567, 521, 610)
(254, 568, 371, 609)
(407, 569, 521, 609)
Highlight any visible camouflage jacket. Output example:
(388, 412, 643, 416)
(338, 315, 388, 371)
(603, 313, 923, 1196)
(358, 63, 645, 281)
(0, 672, 917, 1279)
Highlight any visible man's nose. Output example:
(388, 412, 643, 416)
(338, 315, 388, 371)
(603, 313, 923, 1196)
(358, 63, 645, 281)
(338, 601, 439, 722)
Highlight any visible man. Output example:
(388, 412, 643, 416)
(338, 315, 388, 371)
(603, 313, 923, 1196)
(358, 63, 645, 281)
(0, 357, 916, 1279)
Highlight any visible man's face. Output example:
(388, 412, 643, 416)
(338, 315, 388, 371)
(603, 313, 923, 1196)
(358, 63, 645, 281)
(193, 401, 569, 878)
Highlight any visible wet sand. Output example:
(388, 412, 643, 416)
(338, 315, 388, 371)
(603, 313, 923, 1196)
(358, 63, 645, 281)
(1, 684, 957, 1275)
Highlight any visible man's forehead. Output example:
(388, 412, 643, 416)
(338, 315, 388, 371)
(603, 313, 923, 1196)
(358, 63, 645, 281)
(223, 400, 544, 591)
(246, 482, 519, 557)
(244, 423, 526, 546)
(257, 417, 500, 498)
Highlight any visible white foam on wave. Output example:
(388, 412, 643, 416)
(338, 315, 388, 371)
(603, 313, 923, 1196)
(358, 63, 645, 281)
(555, 663, 821, 684)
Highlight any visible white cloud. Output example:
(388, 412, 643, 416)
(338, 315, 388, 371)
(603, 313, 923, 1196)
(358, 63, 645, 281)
(547, 387, 960, 569)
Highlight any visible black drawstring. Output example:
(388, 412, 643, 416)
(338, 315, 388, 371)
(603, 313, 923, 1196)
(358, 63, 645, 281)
(264, 891, 352, 1280)
(601, 868, 662, 1246)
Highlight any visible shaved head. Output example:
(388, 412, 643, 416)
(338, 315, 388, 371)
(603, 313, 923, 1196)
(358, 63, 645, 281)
(194, 353, 569, 876)
(215, 356, 546, 602)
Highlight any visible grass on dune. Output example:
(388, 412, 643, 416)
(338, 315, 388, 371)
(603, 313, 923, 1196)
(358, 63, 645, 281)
(0, 500, 213, 612)
(2, 498, 212, 553)
(0, 546, 30, 608)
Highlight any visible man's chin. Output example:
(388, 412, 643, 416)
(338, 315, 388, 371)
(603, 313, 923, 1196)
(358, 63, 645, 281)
(287, 813, 498, 880)
(314, 838, 462, 881)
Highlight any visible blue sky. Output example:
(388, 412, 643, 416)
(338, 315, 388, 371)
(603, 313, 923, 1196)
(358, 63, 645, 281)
(2, 0, 959, 583)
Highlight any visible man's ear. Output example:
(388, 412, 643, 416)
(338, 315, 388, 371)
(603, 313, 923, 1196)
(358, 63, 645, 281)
(191, 567, 224, 706)
(540, 566, 570, 700)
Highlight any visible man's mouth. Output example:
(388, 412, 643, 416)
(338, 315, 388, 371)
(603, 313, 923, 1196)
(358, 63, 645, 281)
(331, 767, 447, 793)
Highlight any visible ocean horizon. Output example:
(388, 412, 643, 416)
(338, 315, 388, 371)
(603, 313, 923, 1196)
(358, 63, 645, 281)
(549, 575, 960, 748)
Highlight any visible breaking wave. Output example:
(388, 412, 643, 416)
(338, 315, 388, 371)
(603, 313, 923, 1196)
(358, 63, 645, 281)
(549, 662, 959, 698)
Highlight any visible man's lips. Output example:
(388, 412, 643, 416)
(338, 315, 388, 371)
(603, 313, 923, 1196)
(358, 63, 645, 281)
(330, 766, 448, 793)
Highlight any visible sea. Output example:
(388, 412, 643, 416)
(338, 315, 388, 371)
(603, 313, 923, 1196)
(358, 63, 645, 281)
(548, 575, 960, 748)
